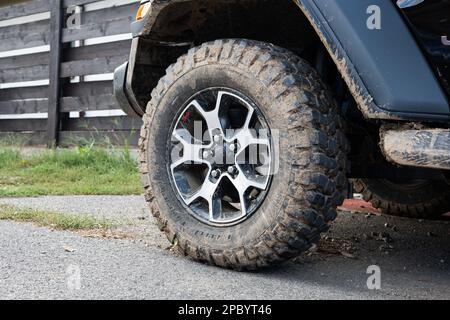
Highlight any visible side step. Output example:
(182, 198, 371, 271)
(382, 129, 450, 170)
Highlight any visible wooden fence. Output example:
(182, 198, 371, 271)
(0, 0, 142, 147)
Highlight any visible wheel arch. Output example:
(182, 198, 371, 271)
(130, 0, 449, 121)
(128, 0, 325, 115)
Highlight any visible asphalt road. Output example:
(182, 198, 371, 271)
(0, 196, 449, 300)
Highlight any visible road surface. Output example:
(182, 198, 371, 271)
(0, 196, 449, 299)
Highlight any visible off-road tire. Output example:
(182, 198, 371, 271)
(353, 179, 450, 219)
(139, 39, 349, 270)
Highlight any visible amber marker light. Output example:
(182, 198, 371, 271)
(136, 2, 152, 21)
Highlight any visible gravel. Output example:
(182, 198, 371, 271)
(0, 196, 449, 300)
(0, 195, 147, 224)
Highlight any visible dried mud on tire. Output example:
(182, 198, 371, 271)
(139, 39, 349, 270)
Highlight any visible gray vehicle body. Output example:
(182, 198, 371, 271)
(115, 0, 450, 121)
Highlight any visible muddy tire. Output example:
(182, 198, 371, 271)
(139, 39, 349, 270)
(353, 179, 450, 219)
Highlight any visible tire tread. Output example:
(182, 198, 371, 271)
(139, 39, 349, 270)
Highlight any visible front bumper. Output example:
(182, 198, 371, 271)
(113, 62, 144, 117)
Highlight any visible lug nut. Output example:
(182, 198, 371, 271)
(202, 150, 214, 159)
(229, 143, 239, 152)
(211, 170, 221, 178)
(213, 135, 221, 143)
(227, 166, 237, 174)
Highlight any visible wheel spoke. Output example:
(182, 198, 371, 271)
(171, 128, 206, 170)
(190, 99, 223, 135)
(185, 177, 221, 219)
(210, 194, 223, 220)
(231, 168, 269, 217)
(238, 192, 248, 217)
(234, 129, 271, 159)
(234, 168, 269, 192)
(243, 106, 254, 130)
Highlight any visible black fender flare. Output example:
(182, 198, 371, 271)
(296, 0, 449, 121)
(132, 0, 450, 121)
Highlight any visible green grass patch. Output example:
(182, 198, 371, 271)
(0, 205, 115, 230)
(0, 146, 142, 197)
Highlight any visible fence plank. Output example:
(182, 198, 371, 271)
(64, 80, 113, 97)
(61, 93, 118, 112)
(0, 20, 50, 52)
(0, 119, 47, 132)
(62, 116, 141, 131)
(81, 3, 137, 25)
(0, 19, 49, 42)
(61, 2, 138, 43)
(63, 0, 139, 9)
(0, 86, 48, 101)
(0, 0, 51, 20)
(0, 32, 50, 52)
(0, 117, 140, 132)
(61, 55, 126, 78)
(59, 130, 139, 146)
(47, 0, 64, 147)
(63, 0, 98, 7)
(0, 64, 49, 83)
(0, 52, 49, 70)
(62, 16, 132, 43)
(0, 99, 48, 115)
(63, 39, 131, 62)
(0, 132, 47, 146)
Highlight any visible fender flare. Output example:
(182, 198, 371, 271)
(296, 0, 449, 121)
(132, 0, 450, 121)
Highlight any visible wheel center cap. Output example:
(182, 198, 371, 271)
(208, 139, 236, 167)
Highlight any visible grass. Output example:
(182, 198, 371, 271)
(0, 205, 115, 231)
(0, 145, 142, 197)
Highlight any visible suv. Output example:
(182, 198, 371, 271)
(114, 0, 450, 270)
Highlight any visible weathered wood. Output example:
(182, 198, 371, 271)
(63, 0, 106, 8)
(1, 32, 50, 52)
(0, 99, 48, 114)
(63, 80, 113, 97)
(0, 20, 50, 51)
(0, 51, 48, 70)
(0, 0, 51, 20)
(61, 93, 118, 112)
(63, 0, 95, 8)
(0, 116, 140, 133)
(62, 16, 132, 43)
(47, 0, 64, 147)
(81, 3, 137, 26)
(62, 116, 142, 131)
(0, 118, 47, 132)
(0, 0, 144, 147)
(0, 132, 47, 146)
(0, 64, 49, 83)
(63, 39, 131, 62)
(59, 130, 140, 146)
(63, 0, 139, 9)
(0, 19, 49, 42)
(0, 86, 48, 101)
(61, 55, 126, 78)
